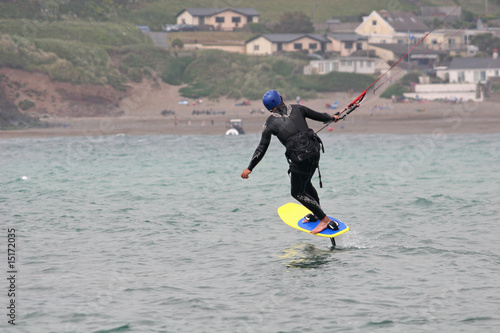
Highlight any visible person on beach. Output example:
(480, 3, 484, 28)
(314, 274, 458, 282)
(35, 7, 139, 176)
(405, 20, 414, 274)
(241, 90, 339, 234)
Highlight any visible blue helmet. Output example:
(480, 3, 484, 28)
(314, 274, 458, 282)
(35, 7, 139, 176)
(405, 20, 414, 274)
(262, 90, 282, 111)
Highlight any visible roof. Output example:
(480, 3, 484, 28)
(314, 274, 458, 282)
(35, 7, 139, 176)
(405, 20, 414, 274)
(328, 22, 360, 33)
(371, 43, 444, 55)
(328, 33, 367, 42)
(177, 8, 259, 17)
(377, 10, 429, 32)
(448, 57, 500, 70)
(247, 34, 331, 44)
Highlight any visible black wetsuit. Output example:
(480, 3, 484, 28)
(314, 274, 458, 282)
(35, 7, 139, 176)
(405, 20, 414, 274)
(247, 103, 334, 220)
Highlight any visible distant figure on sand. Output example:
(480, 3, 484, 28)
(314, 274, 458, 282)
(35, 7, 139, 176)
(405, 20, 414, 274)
(241, 89, 340, 234)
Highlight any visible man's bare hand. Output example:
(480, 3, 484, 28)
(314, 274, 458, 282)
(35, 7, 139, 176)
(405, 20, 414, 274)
(241, 168, 252, 179)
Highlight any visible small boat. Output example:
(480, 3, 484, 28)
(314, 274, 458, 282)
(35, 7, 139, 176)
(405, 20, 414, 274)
(225, 119, 245, 135)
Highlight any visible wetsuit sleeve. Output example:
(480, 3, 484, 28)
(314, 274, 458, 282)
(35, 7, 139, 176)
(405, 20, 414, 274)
(247, 121, 273, 171)
(301, 106, 334, 123)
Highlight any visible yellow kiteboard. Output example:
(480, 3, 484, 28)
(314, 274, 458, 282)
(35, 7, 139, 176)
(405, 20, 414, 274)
(278, 203, 349, 239)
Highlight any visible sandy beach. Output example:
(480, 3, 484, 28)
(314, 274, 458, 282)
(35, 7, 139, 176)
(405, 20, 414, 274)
(1, 92, 499, 139)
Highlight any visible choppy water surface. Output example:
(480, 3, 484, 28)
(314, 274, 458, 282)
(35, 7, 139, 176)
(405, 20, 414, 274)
(1, 133, 500, 332)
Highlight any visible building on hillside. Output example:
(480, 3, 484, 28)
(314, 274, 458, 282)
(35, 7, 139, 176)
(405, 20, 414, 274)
(304, 57, 389, 75)
(403, 83, 484, 102)
(176, 8, 259, 31)
(369, 43, 446, 68)
(327, 33, 368, 56)
(355, 10, 429, 44)
(314, 19, 361, 33)
(245, 34, 331, 55)
(420, 29, 486, 57)
(436, 54, 500, 83)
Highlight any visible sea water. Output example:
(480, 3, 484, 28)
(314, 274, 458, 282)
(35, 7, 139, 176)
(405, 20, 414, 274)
(1, 132, 499, 332)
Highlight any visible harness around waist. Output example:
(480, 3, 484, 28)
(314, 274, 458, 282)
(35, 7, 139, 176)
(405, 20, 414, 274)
(285, 129, 324, 165)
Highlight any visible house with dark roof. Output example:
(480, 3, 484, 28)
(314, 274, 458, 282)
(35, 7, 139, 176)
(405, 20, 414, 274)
(436, 54, 500, 83)
(369, 43, 446, 67)
(176, 8, 259, 31)
(245, 34, 331, 55)
(305, 57, 390, 75)
(327, 33, 368, 56)
(355, 10, 429, 44)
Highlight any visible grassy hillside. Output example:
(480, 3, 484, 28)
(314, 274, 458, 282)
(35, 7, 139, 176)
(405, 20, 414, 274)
(0, 0, 496, 30)
(1, 0, 496, 106)
(178, 50, 375, 100)
(0, 20, 152, 46)
(0, 15, 377, 101)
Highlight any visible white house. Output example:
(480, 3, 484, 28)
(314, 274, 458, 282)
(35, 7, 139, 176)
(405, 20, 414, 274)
(404, 83, 483, 102)
(304, 57, 389, 75)
(436, 55, 500, 83)
(355, 10, 429, 44)
(176, 8, 259, 31)
(327, 33, 368, 56)
(246, 34, 331, 55)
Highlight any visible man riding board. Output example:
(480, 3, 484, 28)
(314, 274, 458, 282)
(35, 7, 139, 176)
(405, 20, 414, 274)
(241, 90, 339, 234)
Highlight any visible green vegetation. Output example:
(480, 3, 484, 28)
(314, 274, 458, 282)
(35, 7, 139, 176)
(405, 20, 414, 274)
(180, 50, 311, 100)
(116, 44, 192, 85)
(0, 87, 43, 129)
(171, 38, 183, 49)
(273, 12, 314, 33)
(0, 33, 126, 89)
(471, 33, 500, 56)
(1, 0, 494, 29)
(380, 83, 406, 99)
(4, 0, 489, 105)
(0, 20, 152, 46)
(380, 71, 421, 98)
(18, 99, 35, 111)
(491, 82, 500, 92)
(177, 50, 375, 99)
(0, 21, 377, 100)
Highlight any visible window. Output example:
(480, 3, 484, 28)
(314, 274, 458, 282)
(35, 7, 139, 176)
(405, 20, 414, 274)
(372, 20, 377, 26)
(215, 17, 224, 23)
(344, 41, 353, 49)
(232, 17, 241, 23)
(458, 71, 465, 82)
(294, 43, 302, 50)
(359, 61, 363, 68)
(356, 42, 362, 50)
(325, 62, 331, 73)
(254, 45, 259, 51)
(340, 60, 346, 66)
(309, 43, 317, 49)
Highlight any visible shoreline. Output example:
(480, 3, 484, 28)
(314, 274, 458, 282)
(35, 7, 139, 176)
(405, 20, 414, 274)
(1, 96, 499, 139)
